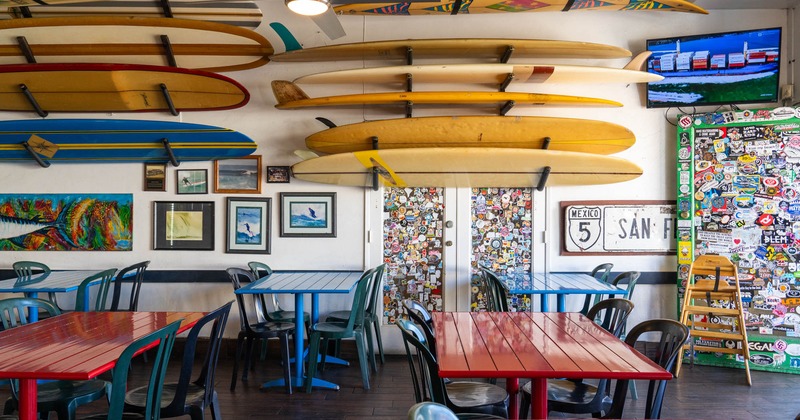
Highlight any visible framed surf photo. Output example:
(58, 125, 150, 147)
(214, 155, 261, 194)
(226, 197, 271, 254)
(267, 166, 290, 183)
(153, 201, 214, 250)
(176, 169, 208, 194)
(279, 192, 336, 238)
(144, 163, 166, 191)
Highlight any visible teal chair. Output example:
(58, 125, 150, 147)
(11, 261, 57, 306)
(0, 298, 110, 420)
(579, 263, 614, 315)
(75, 268, 118, 312)
(81, 320, 182, 420)
(109, 261, 149, 311)
(325, 264, 387, 371)
(304, 267, 380, 392)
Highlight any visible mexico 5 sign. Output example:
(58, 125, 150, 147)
(562, 201, 677, 255)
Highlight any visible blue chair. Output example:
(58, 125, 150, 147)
(124, 301, 233, 419)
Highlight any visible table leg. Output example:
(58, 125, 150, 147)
(540, 295, 549, 312)
(530, 378, 548, 419)
(18, 378, 37, 420)
(28, 292, 39, 322)
(557, 295, 566, 312)
(506, 378, 519, 419)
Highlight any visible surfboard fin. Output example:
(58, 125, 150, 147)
(272, 80, 310, 106)
(294, 149, 319, 160)
(624, 51, 652, 72)
(270, 22, 303, 52)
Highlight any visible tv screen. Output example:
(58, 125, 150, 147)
(645, 27, 781, 108)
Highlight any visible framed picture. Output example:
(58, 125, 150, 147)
(267, 166, 291, 183)
(280, 192, 336, 237)
(226, 197, 271, 254)
(153, 201, 214, 250)
(214, 155, 261, 194)
(144, 163, 166, 191)
(176, 169, 208, 194)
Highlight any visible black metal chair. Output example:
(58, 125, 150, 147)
(110, 261, 149, 311)
(124, 301, 233, 420)
(519, 298, 636, 419)
(478, 267, 509, 312)
(226, 268, 294, 393)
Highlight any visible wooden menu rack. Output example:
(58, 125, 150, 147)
(676, 255, 752, 385)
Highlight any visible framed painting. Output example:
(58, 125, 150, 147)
(0, 194, 133, 251)
(144, 163, 166, 191)
(176, 169, 208, 194)
(153, 201, 214, 250)
(214, 155, 261, 194)
(226, 197, 271, 254)
(267, 166, 291, 183)
(279, 192, 336, 237)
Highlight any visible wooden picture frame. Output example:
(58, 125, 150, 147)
(144, 163, 166, 191)
(267, 166, 291, 183)
(279, 192, 336, 237)
(176, 169, 208, 194)
(214, 155, 261, 194)
(226, 197, 271, 254)
(153, 201, 214, 250)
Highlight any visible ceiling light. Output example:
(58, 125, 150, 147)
(286, 0, 330, 16)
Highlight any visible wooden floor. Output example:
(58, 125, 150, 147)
(4, 342, 800, 419)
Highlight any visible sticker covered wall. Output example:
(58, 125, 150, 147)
(677, 106, 800, 374)
(0, 193, 132, 251)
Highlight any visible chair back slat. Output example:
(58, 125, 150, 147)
(110, 261, 150, 311)
(75, 268, 118, 312)
(343, 267, 378, 331)
(586, 298, 635, 338)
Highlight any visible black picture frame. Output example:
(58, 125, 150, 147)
(176, 169, 208, 195)
(267, 166, 291, 183)
(153, 201, 214, 250)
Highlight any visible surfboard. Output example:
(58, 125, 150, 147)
(272, 80, 622, 110)
(0, 16, 272, 71)
(294, 51, 660, 85)
(333, 0, 708, 15)
(291, 147, 643, 188)
(0, 63, 249, 113)
(3, 1, 263, 29)
(270, 38, 632, 62)
(305, 116, 635, 154)
(0, 119, 256, 163)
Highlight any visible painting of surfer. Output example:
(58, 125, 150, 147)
(214, 155, 261, 194)
(176, 169, 208, 194)
(226, 197, 271, 254)
(0, 194, 133, 251)
(279, 192, 336, 238)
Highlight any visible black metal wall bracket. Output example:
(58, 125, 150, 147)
(159, 83, 179, 116)
(162, 138, 180, 167)
(22, 141, 50, 168)
(17, 36, 35, 64)
(499, 100, 515, 116)
(160, 35, 178, 67)
(500, 45, 514, 63)
(499, 73, 514, 92)
(371, 136, 379, 191)
(536, 166, 551, 191)
(19, 84, 47, 118)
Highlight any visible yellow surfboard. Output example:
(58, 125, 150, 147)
(270, 38, 632, 62)
(294, 52, 659, 85)
(306, 116, 635, 154)
(271, 80, 622, 111)
(0, 16, 272, 72)
(333, 0, 708, 15)
(291, 147, 643, 188)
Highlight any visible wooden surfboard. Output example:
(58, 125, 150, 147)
(291, 147, 643, 188)
(270, 38, 632, 62)
(333, 0, 708, 15)
(272, 80, 622, 110)
(0, 119, 256, 163)
(305, 116, 635, 154)
(294, 52, 660, 85)
(2, 1, 264, 29)
(0, 63, 249, 113)
(0, 16, 272, 71)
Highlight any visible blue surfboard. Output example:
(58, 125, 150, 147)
(0, 119, 256, 164)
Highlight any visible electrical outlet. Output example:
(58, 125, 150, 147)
(780, 84, 794, 101)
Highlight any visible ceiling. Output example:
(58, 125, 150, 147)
(694, 0, 799, 9)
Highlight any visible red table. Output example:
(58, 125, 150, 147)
(0, 311, 205, 420)
(433, 311, 673, 419)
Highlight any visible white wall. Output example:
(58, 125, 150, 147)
(0, 4, 789, 352)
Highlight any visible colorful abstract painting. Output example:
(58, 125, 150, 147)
(0, 194, 132, 251)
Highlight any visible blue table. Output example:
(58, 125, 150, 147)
(0, 270, 108, 319)
(234, 270, 362, 390)
(505, 272, 627, 312)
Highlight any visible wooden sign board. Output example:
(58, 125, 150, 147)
(561, 200, 677, 255)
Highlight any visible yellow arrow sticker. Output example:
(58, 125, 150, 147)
(354, 151, 406, 188)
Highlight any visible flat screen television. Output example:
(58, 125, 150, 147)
(645, 27, 782, 108)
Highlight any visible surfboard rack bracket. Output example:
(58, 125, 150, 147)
(159, 84, 180, 116)
(19, 84, 48, 118)
(405, 101, 413, 118)
(405, 47, 413, 65)
(501, 46, 514, 63)
(499, 73, 514, 92)
(161, 138, 180, 167)
(542, 137, 551, 150)
(160, 0, 174, 18)
(371, 136, 379, 191)
(160, 35, 178, 67)
(14, 6, 32, 18)
(536, 166, 551, 191)
(21, 141, 50, 168)
(405, 73, 413, 92)
(16, 36, 36, 64)
(499, 100, 515, 116)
